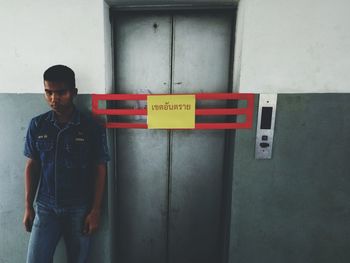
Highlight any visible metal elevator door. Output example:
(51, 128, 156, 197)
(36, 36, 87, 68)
(113, 10, 235, 263)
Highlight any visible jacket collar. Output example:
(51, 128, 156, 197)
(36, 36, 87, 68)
(46, 107, 81, 126)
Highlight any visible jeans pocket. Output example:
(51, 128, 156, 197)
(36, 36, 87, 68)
(66, 205, 90, 234)
(33, 204, 52, 228)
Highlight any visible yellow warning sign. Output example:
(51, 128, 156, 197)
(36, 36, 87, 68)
(147, 95, 195, 129)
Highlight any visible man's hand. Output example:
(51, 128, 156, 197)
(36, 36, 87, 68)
(83, 163, 106, 235)
(23, 206, 35, 232)
(83, 210, 101, 235)
(23, 158, 40, 233)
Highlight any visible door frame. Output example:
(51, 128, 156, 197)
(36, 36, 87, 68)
(109, 2, 237, 12)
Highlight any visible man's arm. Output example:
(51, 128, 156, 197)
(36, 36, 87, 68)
(23, 158, 41, 232)
(83, 163, 107, 235)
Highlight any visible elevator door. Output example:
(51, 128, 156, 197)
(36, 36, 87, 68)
(114, 10, 235, 263)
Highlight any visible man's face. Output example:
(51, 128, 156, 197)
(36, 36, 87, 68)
(44, 81, 76, 114)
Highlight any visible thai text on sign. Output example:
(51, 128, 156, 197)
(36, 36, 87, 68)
(147, 95, 195, 129)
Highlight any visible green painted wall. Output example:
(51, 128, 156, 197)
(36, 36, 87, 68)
(0, 94, 111, 263)
(230, 94, 350, 263)
(1, 93, 350, 263)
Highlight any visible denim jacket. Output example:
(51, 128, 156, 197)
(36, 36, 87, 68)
(24, 109, 110, 207)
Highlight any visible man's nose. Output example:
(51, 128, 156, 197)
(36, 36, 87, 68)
(51, 92, 59, 101)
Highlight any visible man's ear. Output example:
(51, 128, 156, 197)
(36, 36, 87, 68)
(73, 88, 78, 96)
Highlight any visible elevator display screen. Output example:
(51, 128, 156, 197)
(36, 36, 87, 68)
(260, 107, 272, 129)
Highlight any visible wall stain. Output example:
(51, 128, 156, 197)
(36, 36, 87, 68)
(153, 22, 158, 33)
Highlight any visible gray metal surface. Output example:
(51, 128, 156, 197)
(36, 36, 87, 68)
(169, 12, 233, 263)
(113, 10, 235, 263)
(255, 94, 278, 159)
(114, 13, 171, 263)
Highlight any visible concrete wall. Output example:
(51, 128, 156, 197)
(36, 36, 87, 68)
(229, 94, 350, 263)
(0, 95, 111, 263)
(0, 1, 113, 261)
(234, 0, 350, 93)
(0, 0, 110, 94)
(1, 0, 350, 263)
(1, 0, 349, 94)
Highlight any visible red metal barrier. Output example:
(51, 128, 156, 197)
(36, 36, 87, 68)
(92, 93, 255, 129)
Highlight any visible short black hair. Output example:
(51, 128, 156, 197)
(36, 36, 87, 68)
(43, 65, 76, 89)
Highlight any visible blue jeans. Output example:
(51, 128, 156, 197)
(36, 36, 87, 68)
(26, 203, 91, 263)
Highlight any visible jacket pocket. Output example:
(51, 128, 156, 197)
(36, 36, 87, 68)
(65, 140, 88, 168)
(36, 140, 54, 163)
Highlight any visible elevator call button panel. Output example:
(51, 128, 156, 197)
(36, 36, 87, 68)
(255, 94, 277, 159)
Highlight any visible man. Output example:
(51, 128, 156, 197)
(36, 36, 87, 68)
(23, 65, 110, 263)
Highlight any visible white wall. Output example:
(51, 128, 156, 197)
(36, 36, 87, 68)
(0, 0, 109, 94)
(1, 0, 350, 94)
(236, 0, 350, 93)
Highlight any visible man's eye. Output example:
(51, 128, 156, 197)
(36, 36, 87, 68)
(45, 91, 53, 96)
